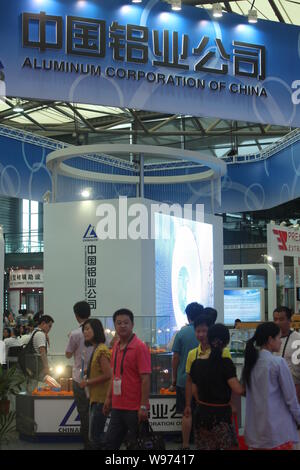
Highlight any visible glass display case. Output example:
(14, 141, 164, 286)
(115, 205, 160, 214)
(229, 325, 256, 355)
(96, 315, 176, 394)
(150, 352, 172, 394)
(14, 349, 174, 397)
(15, 350, 178, 438)
(95, 315, 178, 349)
(229, 323, 258, 384)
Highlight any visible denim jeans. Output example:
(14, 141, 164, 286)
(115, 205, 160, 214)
(89, 402, 107, 449)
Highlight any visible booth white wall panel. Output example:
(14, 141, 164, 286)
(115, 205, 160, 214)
(44, 199, 155, 353)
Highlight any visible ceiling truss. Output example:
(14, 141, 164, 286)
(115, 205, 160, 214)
(0, 96, 292, 159)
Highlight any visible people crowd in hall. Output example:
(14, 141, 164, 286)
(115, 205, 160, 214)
(2, 309, 45, 356)
(66, 301, 300, 450)
(4, 302, 300, 451)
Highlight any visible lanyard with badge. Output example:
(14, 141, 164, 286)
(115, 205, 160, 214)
(282, 330, 293, 358)
(113, 334, 135, 396)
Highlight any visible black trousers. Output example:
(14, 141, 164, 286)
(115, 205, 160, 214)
(105, 409, 139, 450)
(72, 381, 90, 449)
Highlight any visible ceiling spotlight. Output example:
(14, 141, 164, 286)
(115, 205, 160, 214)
(132, 0, 142, 3)
(248, 9, 257, 23)
(81, 189, 90, 198)
(13, 99, 24, 113)
(171, 0, 181, 11)
(212, 3, 223, 18)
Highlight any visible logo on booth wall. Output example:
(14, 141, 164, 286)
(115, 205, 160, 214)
(83, 224, 98, 241)
(273, 229, 288, 251)
(59, 401, 80, 427)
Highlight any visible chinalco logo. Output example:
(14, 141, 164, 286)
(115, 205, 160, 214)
(59, 401, 80, 433)
(83, 224, 98, 241)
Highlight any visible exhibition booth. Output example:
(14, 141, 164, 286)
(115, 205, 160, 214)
(0, 0, 299, 444)
(16, 195, 225, 438)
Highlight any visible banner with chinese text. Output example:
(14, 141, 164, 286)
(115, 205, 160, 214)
(1, 0, 300, 125)
(9, 268, 43, 289)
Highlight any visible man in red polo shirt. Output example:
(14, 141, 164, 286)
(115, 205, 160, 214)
(103, 308, 151, 449)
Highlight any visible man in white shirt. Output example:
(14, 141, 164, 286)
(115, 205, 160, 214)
(0, 340, 5, 365)
(4, 328, 21, 357)
(30, 315, 54, 377)
(273, 306, 300, 400)
(18, 332, 31, 346)
(65, 301, 93, 450)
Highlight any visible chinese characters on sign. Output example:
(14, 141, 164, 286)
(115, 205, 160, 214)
(149, 399, 182, 431)
(9, 269, 43, 289)
(85, 244, 97, 311)
(67, 16, 106, 58)
(22, 11, 266, 80)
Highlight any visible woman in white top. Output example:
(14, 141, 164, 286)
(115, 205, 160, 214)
(243, 322, 300, 450)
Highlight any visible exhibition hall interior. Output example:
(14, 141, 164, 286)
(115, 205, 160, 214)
(1, 0, 300, 452)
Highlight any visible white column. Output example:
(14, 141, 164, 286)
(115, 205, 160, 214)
(9, 290, 20, 317)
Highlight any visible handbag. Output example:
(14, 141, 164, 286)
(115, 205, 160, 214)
(126, 421, 165, 450)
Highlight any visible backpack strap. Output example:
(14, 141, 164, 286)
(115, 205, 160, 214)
(25, 329, 47, 354)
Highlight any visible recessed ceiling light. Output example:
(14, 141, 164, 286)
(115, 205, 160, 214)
(212, 3, 223, 18)
(248, 9, 258, 23)
(172, 0, 181, 11)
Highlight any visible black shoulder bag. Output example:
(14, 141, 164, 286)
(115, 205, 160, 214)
(126, 421, 165, 450)
(18, 330, 46, 380)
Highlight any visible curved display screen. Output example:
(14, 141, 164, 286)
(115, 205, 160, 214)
(155, 212, 214, 342)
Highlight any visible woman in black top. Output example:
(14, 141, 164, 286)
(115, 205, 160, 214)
(190, 324, 244, 450)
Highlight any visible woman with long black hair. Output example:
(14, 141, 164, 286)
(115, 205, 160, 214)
(190, 323, 244, 450)
(79, 318, 111, 449)
(243, 321, 300, 450)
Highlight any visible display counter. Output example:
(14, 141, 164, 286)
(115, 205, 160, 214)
(16, 391, 181, 440)
(16, 340, 245, 440)
(16, 389, 244, 441)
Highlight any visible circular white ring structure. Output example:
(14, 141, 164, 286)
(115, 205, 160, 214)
(46, 144, 226, 185)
